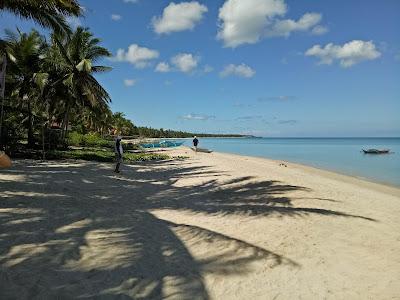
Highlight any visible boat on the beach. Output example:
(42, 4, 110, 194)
(191, 147, 213, 153)
(362, 149, 390, 154)
(140, 140, 184, 148)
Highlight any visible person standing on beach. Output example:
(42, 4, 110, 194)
(114, 130, 123, 173)
(193, 136, 199, 152)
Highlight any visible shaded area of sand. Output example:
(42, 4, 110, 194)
(1, 148, 399, 299)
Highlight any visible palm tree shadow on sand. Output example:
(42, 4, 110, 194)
(0, 159, 375, 299)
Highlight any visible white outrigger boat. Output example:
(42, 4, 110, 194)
(191, 147, 213, 153)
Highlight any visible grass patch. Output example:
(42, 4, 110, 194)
(46, 149, 169, 162)
(67, 132, 140, 150)
(68, 132, 111, 148)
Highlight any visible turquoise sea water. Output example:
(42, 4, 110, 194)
(180, 138, 400, 187)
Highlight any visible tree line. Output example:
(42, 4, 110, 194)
(106, 112, 248, 138)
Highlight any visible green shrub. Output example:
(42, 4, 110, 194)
(47, 149, 169, 162)
(67, 132, 112, 148)
(124, 152, 169, 161)
(67, 132, 143, 151)
(81, 133, 101, 147)
(124, 142, 140, 150)
(68, 131, 83, 146)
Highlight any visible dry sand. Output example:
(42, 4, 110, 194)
(1, 146, 399, 299)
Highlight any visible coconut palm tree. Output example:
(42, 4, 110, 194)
(0, 0, 82, 34)
(46, 27, 111, 140)
(112, 112, 136, 135)
(4, 26, 112, 149)
(79, 105, 113, 135)
(5, 29, 46, 147)
(0, 1, 82, 148)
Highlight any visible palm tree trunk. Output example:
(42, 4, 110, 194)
(42, 102, 50, 159)
(0, 55, 6, 149)
(61, 100, 71, 143)
(27, 101, 35, 147)
(64, 110, 70, 140)
(42, 124, 46, 159)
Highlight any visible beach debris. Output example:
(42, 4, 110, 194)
(0, 151, 12, 168)
(279, 163, 287, 167)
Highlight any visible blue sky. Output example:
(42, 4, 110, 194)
(1, 0, 400, 136)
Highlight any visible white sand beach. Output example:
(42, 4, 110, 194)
(1, 147, 399, 299)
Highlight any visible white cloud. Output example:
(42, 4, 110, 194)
(123, 0, 139, 3)
(113, 44, 159, 68)
(217, 0, 287, 47)
(305, 40, 381, 67)
(267, 13, 322, 37)
(171, 53, 199, 73)
(124, 79, 136, 86)
(217, 0, 327, 47)
(111, 14, 122, 21)
(155, 62, 171, 73)
(152, 1, 208, 34)
(182, 113, 215, 121)
(311, 25, 328, 35)
(220, 64, 255, 78)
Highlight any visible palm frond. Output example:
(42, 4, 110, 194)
(91, 65, 112, 73)
(1, 0, 82, 33)
(76, 58, 92, 72)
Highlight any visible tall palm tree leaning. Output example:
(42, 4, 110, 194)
(0, 0, 83, 147)
(47, 27, 111, 141)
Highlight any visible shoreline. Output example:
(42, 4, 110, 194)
(175, 146, 400, 194)
(186, 143, 400, 190)
(126, 137, 400, 188)
(7, 145, 400, 193)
